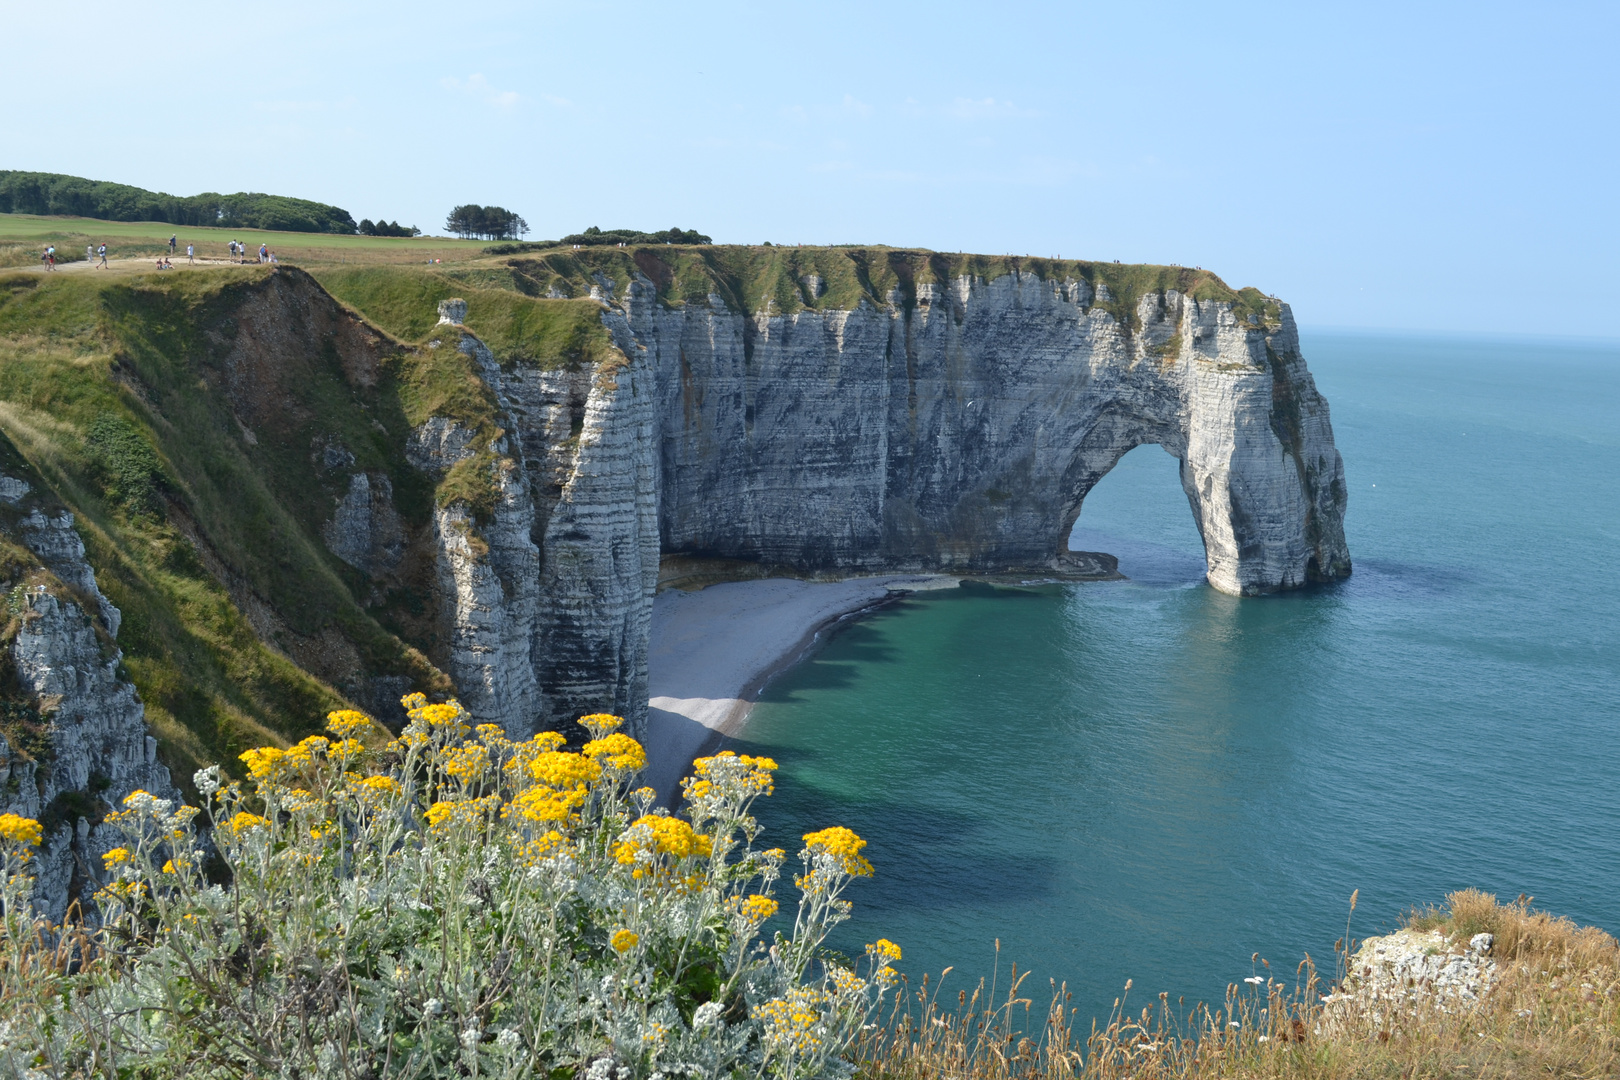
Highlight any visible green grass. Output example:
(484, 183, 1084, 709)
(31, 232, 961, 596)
(310, 265, 622, 370)
(0, 267, 458, 788)
(0, 212, 487, 268)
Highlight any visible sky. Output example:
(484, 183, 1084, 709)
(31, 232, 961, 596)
(5, 0, 1617, 337)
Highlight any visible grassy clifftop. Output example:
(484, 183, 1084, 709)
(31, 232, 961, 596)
(0, 266, 512, 784)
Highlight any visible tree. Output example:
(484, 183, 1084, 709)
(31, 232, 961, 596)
(445, 204, 528, 240)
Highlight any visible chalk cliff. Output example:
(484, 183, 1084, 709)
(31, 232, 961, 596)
(0, 252, 1350, 838)
(622, 271, 1348, 595)
(0, 482, 180, 922)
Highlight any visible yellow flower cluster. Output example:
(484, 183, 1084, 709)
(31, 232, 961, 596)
(583, 732, 647, 772)
(614, 815, 713, 865)
(738, 894, 779, 922)
(102, 847, 132, 869)
(802, 826, 874, 877)
(867, 938, 902, 963)
(528, 750, 601, 790)
(610, 928, 640, 952)
(424, 796, 501, 832)
(325, 709, 372, 738)
(0, 812, 43, 847)
(509, 785, 586, 823)
(228, 812, 271, 834)
(757, 987, 829, 1054)
(579, 713, 623, 735)
(686, 751, 778, 803)
(443, 743, 490, 781)
(355, 774, 400, 797)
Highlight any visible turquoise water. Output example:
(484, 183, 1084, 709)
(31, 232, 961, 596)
(728, 331, 1620, 1026)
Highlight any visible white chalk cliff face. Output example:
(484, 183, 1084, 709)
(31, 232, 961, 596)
(0, 482, 180, 921)
(632, 273, 1349, 594)
(416, 270, 1347, 736)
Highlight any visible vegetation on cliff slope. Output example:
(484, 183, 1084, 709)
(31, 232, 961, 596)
(0, 267, 484, 783)
(0, 702, 900, 1078)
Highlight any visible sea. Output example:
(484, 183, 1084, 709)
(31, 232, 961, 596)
(727, 330, 1620, 1027)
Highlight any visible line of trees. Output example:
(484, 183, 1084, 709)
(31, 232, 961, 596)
(560, 225, 712, 246)
(444, 204, 528, 240)
(358, 219, 420, 237)
(0, 171, 358, 234)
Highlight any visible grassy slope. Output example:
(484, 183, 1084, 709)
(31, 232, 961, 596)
(0, 267, 481, 785)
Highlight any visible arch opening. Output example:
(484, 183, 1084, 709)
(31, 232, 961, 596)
(1065, 443, 1210, 586)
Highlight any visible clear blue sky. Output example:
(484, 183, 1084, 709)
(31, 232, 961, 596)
(7, 1, 1617, 337)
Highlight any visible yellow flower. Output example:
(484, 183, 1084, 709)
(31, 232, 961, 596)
(510, 786, 587, 823)
(687, 751, 777, 800)
(579, 712, 623, 735)
(424, 796, 500, 831)
(0, 813, 43, 847)
(516, 829, 567, 865)
(739, 894, 779, 922)
(328, 738, 365, 761)
(613, 815, 712, 865)
(239, 747, 287, 781)
(867, 938, 902, 963)
(356, 774, 401, 797)
(583, 732, 647, 773)
(227, 811, 271, 834)
(400, 692, 428, 711)
(444, 743, 490, 781)
(757, 988, 829, 1054)
(326, 709, 372, 738)
(802, 826, 874, 877)
(161, 858, 190, 874)
(101, 846, 132, 868)
(529, 750, 600, 791)
(611, 928, 639, 952)
(416, 703, 464, 727)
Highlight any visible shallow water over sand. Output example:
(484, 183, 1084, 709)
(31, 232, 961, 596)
(728, 330, 1620, 1025)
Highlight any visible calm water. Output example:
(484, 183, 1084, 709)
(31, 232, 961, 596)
(728, 330, 1620, 1025)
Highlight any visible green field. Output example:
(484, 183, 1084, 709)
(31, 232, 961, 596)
(0, 212, 488, 268)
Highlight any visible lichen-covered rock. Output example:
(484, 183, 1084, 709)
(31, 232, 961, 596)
(0, 485, 179, 921)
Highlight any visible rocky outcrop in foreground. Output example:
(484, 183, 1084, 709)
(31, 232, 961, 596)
(0, 479, 180, 921)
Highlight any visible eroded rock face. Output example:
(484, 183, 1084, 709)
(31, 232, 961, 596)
(0, 488, 180, 922)
(411, 270, 1346, 735)
(629, 272, 1349, 594)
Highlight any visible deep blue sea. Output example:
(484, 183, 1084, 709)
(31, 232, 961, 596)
(728, 330, 1620, 1026)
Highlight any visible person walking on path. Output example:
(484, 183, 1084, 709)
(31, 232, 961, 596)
(97, 244, 108, 268)
(86, 245, 93, 265)
(259, 243, 268, 263)
(41, 246, 55, 271)
(229, 240, 237, 261)
(187, 243, 195, 264)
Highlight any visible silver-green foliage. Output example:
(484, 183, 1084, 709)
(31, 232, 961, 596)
(0, 701, 899, 1079)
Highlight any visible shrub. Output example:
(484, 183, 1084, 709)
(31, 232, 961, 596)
(0, 700, 899, 1078)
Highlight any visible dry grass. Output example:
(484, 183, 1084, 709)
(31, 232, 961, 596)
(857, 892, 1620, 1080)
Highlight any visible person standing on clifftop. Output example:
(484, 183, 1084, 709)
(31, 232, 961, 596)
(186, 243, 194, 264)
(168, 235, 177, 255)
